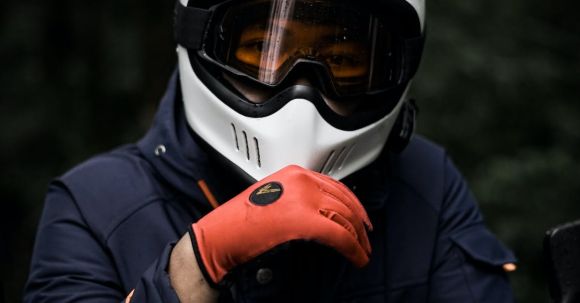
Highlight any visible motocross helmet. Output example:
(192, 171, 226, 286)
(174, 0, 425, 181)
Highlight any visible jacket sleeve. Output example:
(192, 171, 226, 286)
(24, 182, 181, 303)
(427, 156, 517, 303)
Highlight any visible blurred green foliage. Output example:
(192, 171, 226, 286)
(1, 0, 579, 302)
(414, 1, 580, 302)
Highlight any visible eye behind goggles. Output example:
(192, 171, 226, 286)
(174, 0, 424, 100)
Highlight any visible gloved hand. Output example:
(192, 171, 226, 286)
(189, 165, 373, 287)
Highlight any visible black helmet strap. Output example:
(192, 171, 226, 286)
(387, 99, 418, 153)
(174, 1, 212, 50)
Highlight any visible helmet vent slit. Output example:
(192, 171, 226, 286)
(254, 137, 262, 168)
(231, 123, 239, 151)
(242, 130, 250, 160)
(338, 144, 356, 170)
(332, 146, 348, 173)
(320, 150, 337, 174)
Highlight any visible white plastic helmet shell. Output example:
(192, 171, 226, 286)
(406, 0, 426, 31)
(179, 0, 426, 31)
(178, 47, 409, 181)
(178, 0, 424, 181)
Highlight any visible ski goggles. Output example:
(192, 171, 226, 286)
(175, 0, 423, 99)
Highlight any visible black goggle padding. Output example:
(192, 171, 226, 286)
(189, 53, 408, 131)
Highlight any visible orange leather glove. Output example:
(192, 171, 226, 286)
(189, 165, 373, 286)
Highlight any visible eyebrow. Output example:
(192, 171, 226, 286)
(266, 22, 294, 39)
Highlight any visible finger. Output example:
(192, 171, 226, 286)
(275, 166, 371, 254)
(311, 171, 370, 226)
(319, 208, 358, 240)
(312, 172, 373, 232)
(318, 208, 372, 256)
(319, 194, 372, 255)
(313, 215, 370, 268)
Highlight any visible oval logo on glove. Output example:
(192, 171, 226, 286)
(250, 182, 283, 205)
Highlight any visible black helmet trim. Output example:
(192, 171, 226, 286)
(189, 53, 407, 131)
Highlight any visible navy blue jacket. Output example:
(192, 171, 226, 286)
(25, 73, 517, 302)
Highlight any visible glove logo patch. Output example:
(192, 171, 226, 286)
(250, 182, 283, 205)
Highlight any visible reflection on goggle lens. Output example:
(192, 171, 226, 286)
(233, 20, 370, 83)
(209, 0, 397, 96)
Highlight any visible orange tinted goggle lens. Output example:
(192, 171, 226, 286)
(233, 20, 370, 82)
(212, 0, 395, 95)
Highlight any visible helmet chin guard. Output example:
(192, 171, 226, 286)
(178, 46, 408, 181)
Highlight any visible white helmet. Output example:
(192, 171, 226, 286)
(175, 0, 425, 181)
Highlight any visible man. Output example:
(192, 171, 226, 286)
(25, 0, 517, 302)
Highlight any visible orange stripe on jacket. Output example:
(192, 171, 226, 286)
(197, 180, 220, 209)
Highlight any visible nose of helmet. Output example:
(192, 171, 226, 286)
(224, 69, 359, 117)
(291, 77, 359, 116)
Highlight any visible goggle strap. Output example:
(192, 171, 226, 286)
(174, 1, 212, 50)
(387, 99, 418, 153)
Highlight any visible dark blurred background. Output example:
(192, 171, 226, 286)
(1, 0, 579, 302)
